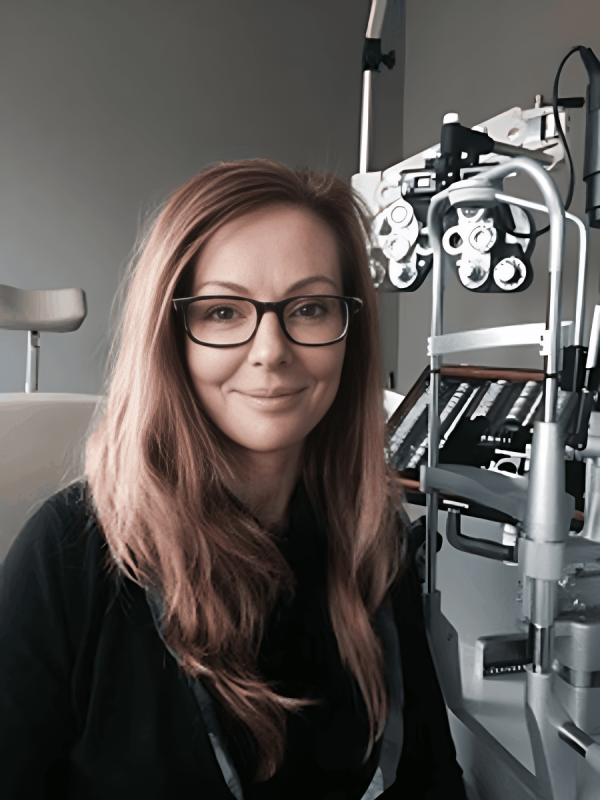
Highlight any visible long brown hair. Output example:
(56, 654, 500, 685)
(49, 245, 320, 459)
(81, 159, 406, 782)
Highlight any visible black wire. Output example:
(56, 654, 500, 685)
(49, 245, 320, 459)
(534, 46, 581, 235)
(497, 46, 581, 240)
(494, 201, 535, 247)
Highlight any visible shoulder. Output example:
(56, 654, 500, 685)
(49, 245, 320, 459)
(1, 480, 113, 626)
(1, 480, 122, 679)
(4, 480, 98, 567)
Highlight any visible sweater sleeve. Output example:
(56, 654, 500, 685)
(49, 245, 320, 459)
(386, 556, 468, 800)
(0, 497, 80, 798)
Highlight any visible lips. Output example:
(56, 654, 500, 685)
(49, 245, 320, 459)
(242, 388, 304, 397)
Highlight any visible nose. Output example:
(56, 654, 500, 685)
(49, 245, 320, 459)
(248, 309, 292, 366)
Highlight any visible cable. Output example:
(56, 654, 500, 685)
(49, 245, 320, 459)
(496, 47, 581, 240)
(552, 48, 581, 213)
(494, 203, 537, 255)
(533, 46, 581, 235)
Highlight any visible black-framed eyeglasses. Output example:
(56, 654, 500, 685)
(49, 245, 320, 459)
(171, 294, 363, 348)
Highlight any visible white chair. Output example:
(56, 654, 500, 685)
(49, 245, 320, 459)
(383, 389, 403, 421)
(0, 284, 100, 561)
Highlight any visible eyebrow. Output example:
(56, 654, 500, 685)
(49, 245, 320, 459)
(194, 275, 339, 295)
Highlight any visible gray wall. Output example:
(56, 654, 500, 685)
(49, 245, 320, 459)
(6, 1, 596, 400)
(396, 0, 600, 396)
(0, 0, 405, 394)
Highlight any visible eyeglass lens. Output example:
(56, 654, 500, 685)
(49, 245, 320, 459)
(186, 296, 348, 345)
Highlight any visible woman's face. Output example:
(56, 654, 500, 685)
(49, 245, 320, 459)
(184, 205, 347, 460)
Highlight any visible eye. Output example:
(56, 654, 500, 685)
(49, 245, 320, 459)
(290, 300, 327, 318)
(198, 302, 251, 322)
(208, 305, 238, 321)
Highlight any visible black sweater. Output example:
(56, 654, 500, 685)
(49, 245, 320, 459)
(0, 480, 467, 800)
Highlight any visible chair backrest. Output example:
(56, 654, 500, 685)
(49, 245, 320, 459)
(0, 392, 100, 562)
(0, 284, 86, 332)
(383, 389, 403, 421)
(0, 282, 88, 393)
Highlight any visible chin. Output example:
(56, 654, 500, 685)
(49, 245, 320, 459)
(227, 426, 308, 455)
(235, 437, 304, 455)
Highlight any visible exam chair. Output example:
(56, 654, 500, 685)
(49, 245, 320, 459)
(0, 283, 100, 561)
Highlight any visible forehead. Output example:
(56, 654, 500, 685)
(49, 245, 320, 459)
(190, 205, 343, 295)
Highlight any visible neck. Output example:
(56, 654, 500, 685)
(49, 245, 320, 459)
(227, 443, 304, 532)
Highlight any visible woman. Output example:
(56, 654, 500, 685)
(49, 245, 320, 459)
(0, 160, 467, 799)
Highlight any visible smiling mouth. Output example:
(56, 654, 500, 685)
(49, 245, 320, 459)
(243, 389, 304, 398)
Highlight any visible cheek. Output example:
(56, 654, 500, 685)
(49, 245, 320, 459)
(309, 343, 346, 400)
(185, 342, 241, 394)
(326, 341, 346, 378)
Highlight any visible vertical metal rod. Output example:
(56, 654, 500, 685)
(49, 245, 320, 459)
(496, 193, 584, 424)
(571, 213, 588, 346)
(359, 70, 372, 174)
(528, 577, 556, 672)
(25, 330, 40, 393)
(497, 194, 587, 349)
(544, 376, 557, 423)
(489, 162, 565, 422)
(545, 252, 562, 424)
(365, 0, 389, 39)
(529, 622, 555, 673)
(425, 370, 440, 594)
(424, 190, 450, 595)
(544, 204, 563, 425)
(544, 200, 563, 424)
